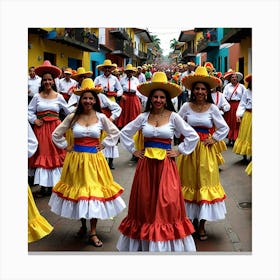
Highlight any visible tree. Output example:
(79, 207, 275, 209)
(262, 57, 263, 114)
(170, 38, 178, 52)
(150, 35, 161, 50)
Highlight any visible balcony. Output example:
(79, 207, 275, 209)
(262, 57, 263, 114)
(138, 50, 148, 60)
(45, 28, 99, 52)
(111, 39, 133, 58)
(197, 37, 219, 53)
(182, 46, 196, 59)
(110, 28, 130, 40)
(221, 28, 252, 44)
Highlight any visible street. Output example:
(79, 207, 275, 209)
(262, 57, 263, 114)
(28, 142, 252, 253)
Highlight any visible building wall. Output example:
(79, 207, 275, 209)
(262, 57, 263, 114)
(228, 43, 240, 71)
(90, 52, 106, 78)
(28, 33, 88, 70)
(239, 37, 252, 77)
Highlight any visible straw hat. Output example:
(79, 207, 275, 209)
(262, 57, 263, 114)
(245, 74, 252, 83)
(63, 67, 73, 75)
(223, 69, 243, 82)
(137, 71, 182, 98)
(96, 59, 117, 72)
(73, 78, 103, 96)
(35, 60, 61, 78)
(181, 66, 221, 90)
(71, 67, 93, 80)
(124, 64, 136, 72)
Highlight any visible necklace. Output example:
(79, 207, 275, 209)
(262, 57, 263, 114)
(195, 103, 206, 112)
(151, 109, 165, 126)
(83, 111, 97, 127)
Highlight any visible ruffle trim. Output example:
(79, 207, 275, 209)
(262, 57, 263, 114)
(185, 201, 227, 221)
(182, 184, 226, 204)
(245, 161, 252, 176)
(116, 234, 196, 252)
(49, 192, 126, 220)
(118, 217, 194, 242)
(233, 139, 252, 156)
(28, 216, 53, 243)
(52, 181, 124, 202)
(32, 154, 66, 169)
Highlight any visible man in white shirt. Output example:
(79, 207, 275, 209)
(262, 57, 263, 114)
(58, 67, 78, 102)
(136, 66, 146, 84)
(94, 59, 123, 169)
(28, 66, 41, 104)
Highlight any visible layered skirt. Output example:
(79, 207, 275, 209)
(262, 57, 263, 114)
(28, 185, 53, 243)
(28, 118, 66, 187)
(48, 148, 126, 220)
(245, 161, 252, 176)
(233, 110, 252, 156)
(117, 146, 196, 252)
(224, 100, 240, 141)
(177, 140, 227, 221)
(115, 93, 142, 128)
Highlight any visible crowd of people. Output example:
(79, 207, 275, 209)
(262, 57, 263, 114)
(27, 58, 252, 252)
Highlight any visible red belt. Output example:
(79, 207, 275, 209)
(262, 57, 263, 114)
(106, 91, 117, 97)
(74, 137, 100, 146)
(37, 110, 59, 121)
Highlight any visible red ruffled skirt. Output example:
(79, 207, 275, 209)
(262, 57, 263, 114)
(223, 100, 240, 140)
(115, 93, 141, 128)
(118, 157, 194, 242)
(28, 119, 66, 169)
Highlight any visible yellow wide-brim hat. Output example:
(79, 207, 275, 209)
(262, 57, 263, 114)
(124, 64, 136, 72)
(181, 66, 221, 90)
(73, 78, 103, 96)
(137, 72, 182, 98)
(71, 67, 93, 80)
(97, 59, 117, 72)
(35, 60, 61, 79)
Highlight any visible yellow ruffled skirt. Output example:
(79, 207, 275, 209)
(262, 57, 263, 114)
(176, 141, 227, 221)
(28, 186, 53, 243)
(233, 111, 252, 156)
(213, 140, 227, 165)
(245, 161, 252, 176)
(49, 150, 126, 220)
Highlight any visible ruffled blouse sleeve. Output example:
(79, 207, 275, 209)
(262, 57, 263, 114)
(211, 105, 229, 141)
(99, 113, 120, 147)
(28, 94, 39, 124)
(52, 113, 75, 149)
(171, 112, 199, 155)
(120, 113, 147, 154)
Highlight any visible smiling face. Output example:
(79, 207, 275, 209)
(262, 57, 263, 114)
(193, 82, 208, 101)
(81, 91, 96, 111)
(42, 73, 55, 90)
(151, 90, 167, 110)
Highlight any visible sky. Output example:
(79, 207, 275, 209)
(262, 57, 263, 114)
(147, 28, 188, 56)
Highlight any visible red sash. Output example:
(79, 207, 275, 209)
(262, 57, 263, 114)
(229, 83, 239, 100)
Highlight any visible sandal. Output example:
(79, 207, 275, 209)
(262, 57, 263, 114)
(198, 231, 208, 241)
(88, 234, 103, 247)
(76, 226, 87, 238)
